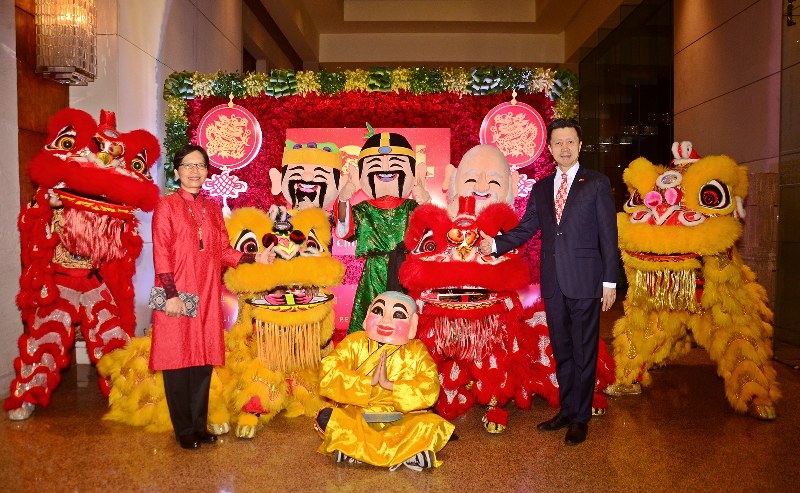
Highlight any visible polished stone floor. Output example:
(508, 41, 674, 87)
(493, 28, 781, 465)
(1, 306, 798, 493)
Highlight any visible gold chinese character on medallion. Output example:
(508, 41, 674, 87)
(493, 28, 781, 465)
(490, 112, 538, 158)
(205, 115, 252, 159)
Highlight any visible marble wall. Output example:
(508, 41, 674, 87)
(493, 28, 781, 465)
(674, 0, 781, 306)
(0, 1, 22, 398)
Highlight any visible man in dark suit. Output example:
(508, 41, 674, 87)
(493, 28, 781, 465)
(479, 119, 618, 445)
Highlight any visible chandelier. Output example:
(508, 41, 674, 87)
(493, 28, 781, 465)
(35, 0, 97, 85)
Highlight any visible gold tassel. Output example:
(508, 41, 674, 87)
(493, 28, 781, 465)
(632, 268, 699, 312)
(254, 321, 322, 373)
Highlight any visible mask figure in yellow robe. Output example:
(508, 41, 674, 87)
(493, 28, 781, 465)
(316, 291, 455, 470)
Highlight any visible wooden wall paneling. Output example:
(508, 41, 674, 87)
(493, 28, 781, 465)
(16, 0, 69, 208)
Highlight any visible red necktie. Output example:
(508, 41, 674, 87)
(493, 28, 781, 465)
(555, 171, 568, 224)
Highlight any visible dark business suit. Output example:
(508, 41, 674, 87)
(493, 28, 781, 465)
(495, 164, 618, 424)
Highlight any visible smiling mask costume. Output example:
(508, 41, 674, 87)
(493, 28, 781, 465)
(316, 291, 454, 470)
(270, 141, 343, 211)
(335, 132, 429, 333)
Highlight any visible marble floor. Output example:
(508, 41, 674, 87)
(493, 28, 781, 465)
(1, 306, 798, 493)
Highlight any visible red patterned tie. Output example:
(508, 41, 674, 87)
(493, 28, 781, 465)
(555, 171, 568, 224)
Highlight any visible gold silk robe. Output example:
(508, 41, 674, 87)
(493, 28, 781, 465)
(318, 332, 454, 467)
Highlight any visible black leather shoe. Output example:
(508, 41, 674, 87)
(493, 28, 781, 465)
(178, 434, 200, 449)
(537, 413, 571, 432)
(564, 423, 588, 445)
(196, 431, 218, 444)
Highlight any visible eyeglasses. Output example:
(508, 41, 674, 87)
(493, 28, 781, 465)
(179, 162, 208, 170)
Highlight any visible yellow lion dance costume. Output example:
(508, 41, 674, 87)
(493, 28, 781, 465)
(214, 206, 344, 438)
(606, 142, 779, 419)
(98, 206, 344, 436)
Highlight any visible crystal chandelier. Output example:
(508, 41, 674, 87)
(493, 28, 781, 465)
(35, 0, 97, 85)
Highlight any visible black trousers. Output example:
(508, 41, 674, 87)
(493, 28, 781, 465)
(543, 276, 601, 425)
(162, 365, 212, 438)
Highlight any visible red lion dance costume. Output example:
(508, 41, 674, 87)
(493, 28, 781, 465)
(400, 196, 614, 432)
(400, 197, 536, 432)
(5, 108, 160, 420)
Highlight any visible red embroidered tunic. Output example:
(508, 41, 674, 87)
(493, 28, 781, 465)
(149, 189, 242, 370)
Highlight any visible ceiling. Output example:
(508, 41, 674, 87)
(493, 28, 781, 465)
(246, 0, 642, 70)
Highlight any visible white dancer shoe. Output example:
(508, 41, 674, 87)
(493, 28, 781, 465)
(389, 450, 434, 472)
(8, 402, 35, 421)
(334, 450, 362, 465)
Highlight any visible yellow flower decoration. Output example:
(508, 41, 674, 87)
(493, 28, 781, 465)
(166, 97, 187, 122)
(526, 68, 555, 95)
(441, 67, 470, 96)
(244, 73, 271, 97)
(390, 68, 411, 93)
(192, 72, 217, 98)
(344, 69, 369, 92)
(296, 71, 321, 96)
(554, 86, 578, 120)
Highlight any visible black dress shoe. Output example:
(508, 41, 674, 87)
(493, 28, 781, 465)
(196, 431, 218, 444)
(537, 413, 571, 432)
(178, 434, 200, 449)
(564, 422, 588, 445)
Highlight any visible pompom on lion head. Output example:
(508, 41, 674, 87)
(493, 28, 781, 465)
(619, 141, 748, 265)
(224, 207, 344, 308)
(29, 108, 160, 213)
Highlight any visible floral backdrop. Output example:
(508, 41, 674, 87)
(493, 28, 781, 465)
(163, 66, 580, 286)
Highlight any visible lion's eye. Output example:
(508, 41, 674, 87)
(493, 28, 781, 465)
(626, 190, 644, 207)
(698, 180, 731, 209)
(412, 230, 437, 255)
(48, 126, 78, 151)
(56, 135, 76, 149)
(130, 156, 150, 179)
(301, 230, 324, 256)
(234, 230, 259, 253)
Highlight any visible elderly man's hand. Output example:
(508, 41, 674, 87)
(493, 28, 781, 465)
(601, 287, 616, 312)
(338, 174, 357, 203)
(478, 231, 494, 256)
(412, 175, 431, 205)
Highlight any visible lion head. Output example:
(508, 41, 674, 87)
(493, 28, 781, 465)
(224, 207, 344, 304)
(400, 198, 530, 316)
(29, 108, 160, 213)
(620, 142, 748, 270)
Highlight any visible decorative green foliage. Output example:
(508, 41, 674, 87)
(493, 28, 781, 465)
(409, 67, 444, 94)
(319, 70, 346, 95)
(161, 66, 579, 187)
(368, 67, 393, 92)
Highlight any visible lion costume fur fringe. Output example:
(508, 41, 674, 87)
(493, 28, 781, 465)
(610, 149, 779, 419)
